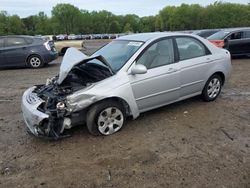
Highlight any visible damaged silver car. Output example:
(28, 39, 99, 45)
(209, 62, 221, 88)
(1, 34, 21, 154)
(21, 32, 232, 139)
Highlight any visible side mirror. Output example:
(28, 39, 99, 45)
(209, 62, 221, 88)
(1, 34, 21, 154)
(131, 64, 147, 75)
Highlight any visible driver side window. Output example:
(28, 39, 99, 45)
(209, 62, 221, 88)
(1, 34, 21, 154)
(136, 38, 174, 69)
(229, 32, 243, 40)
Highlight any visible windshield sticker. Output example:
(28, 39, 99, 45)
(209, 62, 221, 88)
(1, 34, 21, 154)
(128, 42, 143, 46)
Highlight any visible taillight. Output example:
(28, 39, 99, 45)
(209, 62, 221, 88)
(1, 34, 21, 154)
(43, 41, 51, 51)
(209, 40, 224, 48)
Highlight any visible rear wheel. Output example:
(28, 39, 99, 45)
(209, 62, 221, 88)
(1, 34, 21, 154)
(86, 100, 126, 136)
(202, 74, 222, 101)
(28, 55, 44, 68)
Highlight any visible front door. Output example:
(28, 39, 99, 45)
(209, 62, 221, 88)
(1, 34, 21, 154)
(4, 37, 28, 67)
(0, 38, 5, 67)
(128, 38, 180, 112)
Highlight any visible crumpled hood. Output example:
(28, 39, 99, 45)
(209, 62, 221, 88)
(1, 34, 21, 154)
(57, 47, 113, 85)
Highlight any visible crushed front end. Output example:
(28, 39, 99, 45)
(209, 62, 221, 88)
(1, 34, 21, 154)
(21, 49, 113, 139)
(21, 82, 73, 139)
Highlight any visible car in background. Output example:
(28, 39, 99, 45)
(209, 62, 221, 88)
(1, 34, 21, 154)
(75, 34, 83, 40)
(56, 34, 65, 41)
(21, 32, 231, 139)
(68, 34, 77, 40)
(193, 29, 221, 38)
(207, 28, 250, 56)
(0, 35, 58, 68)
(101, 34, 110, 39)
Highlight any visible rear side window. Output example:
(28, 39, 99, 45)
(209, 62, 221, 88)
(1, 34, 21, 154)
(176, 37, 207, 61)
(0, 38, 4, 48)
(243, 31, 250, 39)
(7, 37, 27, 47)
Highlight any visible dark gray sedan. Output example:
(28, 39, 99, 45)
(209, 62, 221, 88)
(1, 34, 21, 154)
(0, 35, 58, 68)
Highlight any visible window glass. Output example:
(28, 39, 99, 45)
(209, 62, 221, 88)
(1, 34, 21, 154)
(7, 37, 27, 47)
(136, 38, 174, 69)
(207, 31, 230, 40)
(0, 38, 4, 48)
(229, 32, 243, 40)
(91, 40, 143, 72)
(176, 37, 206, 61)
(243, 31, 250, 39)
(25, 38, 33, 44)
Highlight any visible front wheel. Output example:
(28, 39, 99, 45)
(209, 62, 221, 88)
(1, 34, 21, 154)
(202, 74, 222, 102)
(86, 100, 126, 136)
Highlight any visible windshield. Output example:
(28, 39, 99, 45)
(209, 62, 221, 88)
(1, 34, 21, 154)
(91, 40, 144, 72)
(207, 30, 230, 40)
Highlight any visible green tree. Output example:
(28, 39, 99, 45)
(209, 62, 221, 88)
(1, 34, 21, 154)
(123, 23, 132, 33)
(108, 20, 121, 33)
(0, 11, 8, 35)
(52, 3, 81, 34)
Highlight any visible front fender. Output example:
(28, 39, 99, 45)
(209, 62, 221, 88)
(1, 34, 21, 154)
(66, 74, 140, 119)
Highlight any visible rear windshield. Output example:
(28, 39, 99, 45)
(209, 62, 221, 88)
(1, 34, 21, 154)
(207, 31, 230, 40)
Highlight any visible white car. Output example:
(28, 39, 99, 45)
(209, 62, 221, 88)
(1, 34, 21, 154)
(21, 32, 232, 139)
(68, 34, 77, 40)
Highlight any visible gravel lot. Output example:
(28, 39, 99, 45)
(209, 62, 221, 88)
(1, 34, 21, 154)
(0, 44, 249, 187)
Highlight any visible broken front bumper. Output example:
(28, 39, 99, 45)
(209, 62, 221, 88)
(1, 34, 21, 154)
(21, 87, 49, 136)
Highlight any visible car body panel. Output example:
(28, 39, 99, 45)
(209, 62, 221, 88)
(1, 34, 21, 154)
(227, 38, 250, 56)
(129, 63, 180, 112)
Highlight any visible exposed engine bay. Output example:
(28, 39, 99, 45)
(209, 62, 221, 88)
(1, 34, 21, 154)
(29, 52, 113, 139)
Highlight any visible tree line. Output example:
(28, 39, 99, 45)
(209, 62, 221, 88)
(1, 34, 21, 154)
(0, 2, 250, 36)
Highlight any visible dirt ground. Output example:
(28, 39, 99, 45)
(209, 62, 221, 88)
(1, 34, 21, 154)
(0, 44, 249, 188)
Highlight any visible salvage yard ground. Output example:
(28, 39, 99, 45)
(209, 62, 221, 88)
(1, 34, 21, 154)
(0, 42, 249, 187)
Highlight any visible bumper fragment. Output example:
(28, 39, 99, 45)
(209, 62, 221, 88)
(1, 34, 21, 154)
(22, 87, 49, 136)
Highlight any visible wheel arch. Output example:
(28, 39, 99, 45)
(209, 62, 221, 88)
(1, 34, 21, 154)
(86, 97, 132, 118)
(60, 47, 69, 55)
(210, 71, 225, 85)
(26, 53, 44, 66)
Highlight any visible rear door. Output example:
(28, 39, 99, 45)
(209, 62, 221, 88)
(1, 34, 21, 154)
(4, 37, 29, 67)
(227, 31, 245, 55)
(175, 36, 213, 99)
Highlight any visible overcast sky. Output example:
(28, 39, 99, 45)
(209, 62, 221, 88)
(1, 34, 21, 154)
(1, 0, 249, 18)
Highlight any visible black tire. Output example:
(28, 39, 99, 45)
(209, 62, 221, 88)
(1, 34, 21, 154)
(201, 74, 222, 102)
(86, 100, 126, 136)
(28, 55, 44, 68)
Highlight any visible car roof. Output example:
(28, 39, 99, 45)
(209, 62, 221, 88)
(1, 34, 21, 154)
(0, 35, 35, 38)
(220, 27, 250, 32)
(116, 32, 192, 42)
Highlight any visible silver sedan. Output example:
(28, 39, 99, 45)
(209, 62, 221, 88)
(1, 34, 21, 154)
(21, 32, 232, 139)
